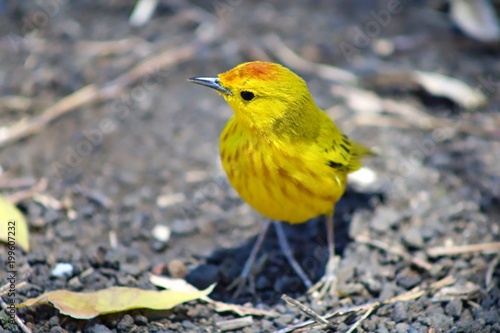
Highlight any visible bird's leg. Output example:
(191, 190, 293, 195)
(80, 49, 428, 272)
(274, 222, 313, 289)
(227, 219, 272, 299)
(308, 214, 340, 299)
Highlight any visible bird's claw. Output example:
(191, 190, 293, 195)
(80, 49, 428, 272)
(308, 255, 340, 300)
(227, 275, 255, 299)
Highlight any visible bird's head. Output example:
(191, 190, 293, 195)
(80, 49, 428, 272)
(189, 62, 316, 136)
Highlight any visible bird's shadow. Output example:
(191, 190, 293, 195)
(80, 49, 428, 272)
(186, 187, 384, 304)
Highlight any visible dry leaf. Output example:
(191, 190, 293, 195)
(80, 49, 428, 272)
(0, 195, 30, 251)
(149, 274, 278, 317)
(366, 70, 488, 110)
(17, 285, 214, 319)
(450, 0, 500, 43)
(413, 71, 488, 109)
(432, 281, 481, 301)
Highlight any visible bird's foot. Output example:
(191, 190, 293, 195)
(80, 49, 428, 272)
(308, 255, 340, 299)
(227, 274, 255, 299)
(226, 253, 267, 299)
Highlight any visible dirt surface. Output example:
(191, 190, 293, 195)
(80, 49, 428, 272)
(1, 1, 500, 332)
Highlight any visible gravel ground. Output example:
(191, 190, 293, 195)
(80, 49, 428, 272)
(0, 1, 499, 332)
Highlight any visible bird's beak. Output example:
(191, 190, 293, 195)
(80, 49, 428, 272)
(188, 77, 232, 96)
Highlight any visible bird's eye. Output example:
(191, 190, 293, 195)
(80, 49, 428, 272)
(240, 91, 255, 101)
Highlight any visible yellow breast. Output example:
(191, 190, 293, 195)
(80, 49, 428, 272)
(219, 118, 347, 223)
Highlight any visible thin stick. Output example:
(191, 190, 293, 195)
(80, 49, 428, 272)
(355, 234, 433, 271)
(485, 255, 499, 289)
(6, 178, 48, 205)
(281, 294, 331, 327)
(216, 316, 254, 332)
(346, 303, 378, 333)
(264, 34, 358, 84)
(273, 276, 455, 333)
(0, 38, 210, 147)
(0, 295, 32, 333)
(0, 281, 27, 296)
(427, 242, 500, 257)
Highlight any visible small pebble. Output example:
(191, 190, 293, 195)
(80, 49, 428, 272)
(376, 322, 389, 333)
(134, 315, 148, 326)
(171, 219, 197, 235)
(379, 281, 396, 301)
(392, 301, 409, 322)
(168, 259, 187, 278)
(51, 263, 74, 278)
(361, 275, 382, 294)
(482, 309, 500, 325)
(402, 227, 424, 249)
(121, 263, 147, 276)
(151, 224, 171, 243)
(427, 313, 453, 330)
(261, 319, 274, 331)
(396, 267, 422, 289)
(55, 223, 75, 240)
(394, 322, 410, 333)
(48, 316, 60, 327)
(68, 276, 83, 290)
(274, 314, 294, 327)
(409, 322, 428, 333)
(361, 316, 378, 331)
(181, 320, 196, 329)
(370, 207, 401, 232)
(445, 299, 463, 318)
(44, 209, 60, 225)
(150, 240, 168, 252)
(86, 324, 112, 333)
(117, 314, 134, 331)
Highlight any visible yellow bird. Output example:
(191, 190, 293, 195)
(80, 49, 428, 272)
(189, 61, 372, 298)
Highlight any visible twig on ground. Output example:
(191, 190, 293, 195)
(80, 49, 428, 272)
(274, 276, 455, 333)
(281, 294, 332, 328)
(432, 281, 481, 302)
(345, 303, 378, 333)
(485, 255, 499, 289)
(0, 35, 216, 148)
(0, 282, 27, 296)
(33, 193, 63, 211)
(264, 34, 358, 84)
(0, 290, 32, 333)
(331, 84, 496, 139)
(6, 178, 48, 205)
(427, 242, 500, 257)
(216, 316, 254, 332)
(355, 234, 433, 271)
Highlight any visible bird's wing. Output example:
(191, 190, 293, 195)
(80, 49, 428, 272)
(316, 120, 372, 174)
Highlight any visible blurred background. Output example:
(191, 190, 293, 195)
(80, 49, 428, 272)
(0, 0, 499, 332)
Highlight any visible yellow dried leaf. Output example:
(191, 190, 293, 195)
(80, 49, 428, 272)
(0, 196, 30, 251)
(17, 285, 214, 319)
(149, 275, 278, 317)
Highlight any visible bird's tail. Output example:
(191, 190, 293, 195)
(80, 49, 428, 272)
(347, 140, 374, 172)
